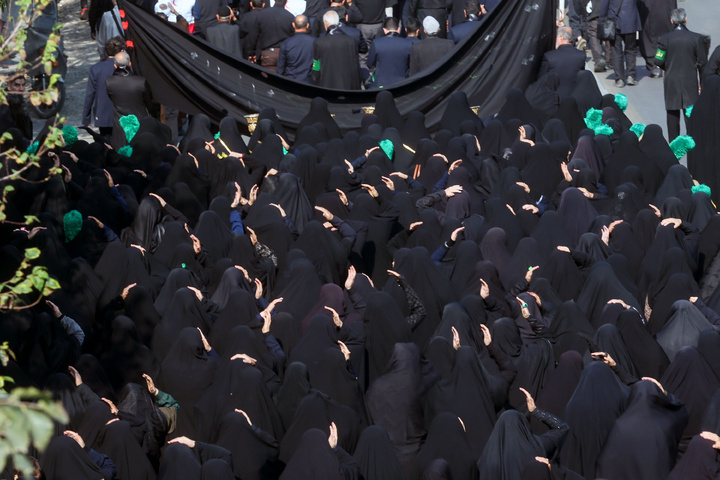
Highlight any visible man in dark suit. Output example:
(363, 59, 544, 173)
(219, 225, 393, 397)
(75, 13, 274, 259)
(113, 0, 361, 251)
(447, 0, 484, 44)
(312, 10, 362, 89)
(247, 0, 296, 71)
(319, 7, 368, 56)
(278, 15, 315, 82)
(408, 16, 454, 75)
(83, 37, 126, 139)
(656, 8, 708, 141)
(205, 6, 246, 58)
(538, 26, 586, 97)
(105, 51, 152, 149)
(599, 0, 642, 87)
(241, 0, 264, 61)
(367, 17, 413, 88)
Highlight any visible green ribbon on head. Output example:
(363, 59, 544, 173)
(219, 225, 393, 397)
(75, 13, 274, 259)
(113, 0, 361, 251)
(692, 184, 711, 197)
(584, 108, 603, 130)
(668, 135, 696, 159)
(63, 210, 83, 242)
(118, 145, 133, 157)
(594, 124, 613, 136)
(629, 123, 646, 138)
(614, 93, 628, 111)
(62, 126, 78, 147)
(379, 139, 394, 159)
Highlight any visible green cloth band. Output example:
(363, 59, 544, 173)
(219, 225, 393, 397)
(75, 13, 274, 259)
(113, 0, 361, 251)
(655, 49, 666, 60)
(312, 59, 321, 72)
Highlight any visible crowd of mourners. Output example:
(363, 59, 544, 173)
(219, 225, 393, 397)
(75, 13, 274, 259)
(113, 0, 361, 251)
(4, 8, 720, 475)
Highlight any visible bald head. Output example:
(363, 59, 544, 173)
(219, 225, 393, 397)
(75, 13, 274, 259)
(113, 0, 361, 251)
(293, 14, 308, 31)
(114, 51, 131, 68)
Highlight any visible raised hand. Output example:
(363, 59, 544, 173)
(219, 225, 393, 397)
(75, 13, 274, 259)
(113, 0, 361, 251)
(328, 422, 338, 449)
(46, 300, 62, 318)
(452, 326, 460, 350)
(121, 283, 137, 300)
(519, 387, 536, 412)
(525, 266, 539, 283)
(169, 436, 196, 448)
(338, 340, 350, 361)
(336, 188, 349, 206)
(326, 306, 343, 328)
(480, 323, 492, 346)
(270, 203, 287, 217)
(149, 193, 166, 207)
(361, 184, 379, 198)
(101, 397, 118, 415)
(235, 409, 252, 425)
(260, 297, 283, 334)
(68, 366, 82, 386)
(444, 185, 463, 197)
(246, 227, 258, 246)
(451, 226, 465, 242)
(479, 279, 489, 299)
(315, 206, 334, 221)
(197, 327, 211, 352)
(142, 373, 159, 395)
(590, 351, 616, 367)
(345, 265, 357, 290)
(231, 353, 257, 365)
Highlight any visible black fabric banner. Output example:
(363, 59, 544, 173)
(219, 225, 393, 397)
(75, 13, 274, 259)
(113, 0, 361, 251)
(120, 0, 554, 135)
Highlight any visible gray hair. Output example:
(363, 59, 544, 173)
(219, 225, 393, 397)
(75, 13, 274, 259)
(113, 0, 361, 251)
(114, 51, 131, 68)
(670, 8, 686, 26)
(323, 9, 339, 27)
(557, 26, 573, 43)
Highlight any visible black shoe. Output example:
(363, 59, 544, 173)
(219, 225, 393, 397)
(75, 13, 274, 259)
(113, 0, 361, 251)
(626, 76, 637, 86)
(615, 79, 625, 88)
(650, 66, 662, 78)
(594, 59, 607, 72)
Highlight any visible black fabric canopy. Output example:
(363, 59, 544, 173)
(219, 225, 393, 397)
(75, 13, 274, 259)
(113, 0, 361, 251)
(120, 0, 554, 136)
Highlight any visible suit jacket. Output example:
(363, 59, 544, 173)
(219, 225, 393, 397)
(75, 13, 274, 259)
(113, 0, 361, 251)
(599, 0, 641, 34)
(448, 20, 480, 43)
(657, 24, 708, 110)
(278, 31, 315, 83)
(320, 23, 368, 54)
(367, 33, 413, 88)
(194, 0, 224, 35)
(248, 5, 295, 58)
(538, 43, 586, 98)
(83, 58, 115, 128)
(409, 36, 455, 76)
(205, 22, 246, 58)
(312, 28, 361, 89)
(105, 73, 150, 149)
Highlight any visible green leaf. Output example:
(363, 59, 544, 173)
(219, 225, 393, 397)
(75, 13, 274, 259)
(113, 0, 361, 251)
(25, 409, 53, 449)
(12, 452, 32, 476)
(46, 277, 60, 290)
(3, 185, 14, 194)
(0, 440, 11, 474)
(24, 248, 40, 260)
(3, 406, 30, 451)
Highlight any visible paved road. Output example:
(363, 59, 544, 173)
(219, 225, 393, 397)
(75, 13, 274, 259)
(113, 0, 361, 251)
(30, 0, 96, 141)
(588, 0, 720, 149)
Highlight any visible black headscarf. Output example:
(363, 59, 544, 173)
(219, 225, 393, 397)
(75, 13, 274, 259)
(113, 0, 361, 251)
(410, 412, 479, 480)
(596, 380, 688, 480)
(560, 361, 629, 478)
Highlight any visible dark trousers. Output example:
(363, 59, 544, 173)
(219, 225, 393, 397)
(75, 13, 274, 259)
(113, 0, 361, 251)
(587, 18, 612, 64)
(260, 48, 279, 72)
(667, 109, 687, 142)
(611, 32, 638, 81)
